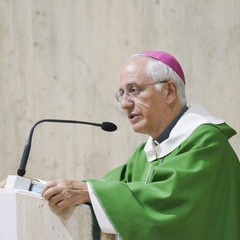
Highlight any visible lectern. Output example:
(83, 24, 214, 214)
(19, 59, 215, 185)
(0, 177, 115, 240)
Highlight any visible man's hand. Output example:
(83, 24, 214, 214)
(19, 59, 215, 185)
(0, 179, 6, 188)
(42, 180, 90, 211)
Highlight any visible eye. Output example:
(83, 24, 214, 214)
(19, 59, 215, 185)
(128, 85, 140, 95)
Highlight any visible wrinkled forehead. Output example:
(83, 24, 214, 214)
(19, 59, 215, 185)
(119, 59, 151, 87)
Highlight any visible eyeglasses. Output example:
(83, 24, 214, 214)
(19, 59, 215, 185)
(115, 80, 169, 103)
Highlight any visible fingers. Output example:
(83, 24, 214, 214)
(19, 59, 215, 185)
(42, 180, 90, 210)
(42, 180, 63, 200)
(42, 180, 70, 208)
(0, 179, 7, 188)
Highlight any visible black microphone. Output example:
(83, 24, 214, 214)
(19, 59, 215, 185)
(17, 119, 117, 177)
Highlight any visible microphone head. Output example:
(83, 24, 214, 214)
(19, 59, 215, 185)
(101, 122, 117, 132)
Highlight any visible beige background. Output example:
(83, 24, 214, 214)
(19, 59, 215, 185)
(0, 0, 239, 181)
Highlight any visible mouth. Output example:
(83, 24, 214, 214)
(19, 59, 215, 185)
(128, 113, 142, 123)
(128, 113, 137, 119)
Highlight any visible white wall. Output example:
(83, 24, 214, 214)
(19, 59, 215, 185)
(1, 0, 239, 181)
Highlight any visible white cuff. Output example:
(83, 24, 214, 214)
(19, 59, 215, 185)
(87, 182, 117, 234)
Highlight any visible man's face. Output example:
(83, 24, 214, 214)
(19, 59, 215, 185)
(118, 58, 170, 138)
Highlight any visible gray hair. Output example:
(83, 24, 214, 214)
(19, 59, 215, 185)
(126, 54, 187, 105)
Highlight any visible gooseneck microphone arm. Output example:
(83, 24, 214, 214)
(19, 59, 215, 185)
(17, 119, 117, 177)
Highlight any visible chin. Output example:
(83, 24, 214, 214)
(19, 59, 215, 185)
(131, 124, 146, 134)
(130, 118, 148, 133)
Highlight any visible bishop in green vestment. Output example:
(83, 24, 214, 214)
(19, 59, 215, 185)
(87, 104, 240, 239)
(42, 51, 240, 240)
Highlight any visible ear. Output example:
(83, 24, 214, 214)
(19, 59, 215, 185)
(164, 81, 178, 104)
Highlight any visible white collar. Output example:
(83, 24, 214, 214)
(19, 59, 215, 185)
(144, 103, 224, 162)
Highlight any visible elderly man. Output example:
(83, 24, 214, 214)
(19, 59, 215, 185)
(42, 51, 240, 239)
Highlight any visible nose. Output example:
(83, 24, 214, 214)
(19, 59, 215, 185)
(120, 95, 135, 109)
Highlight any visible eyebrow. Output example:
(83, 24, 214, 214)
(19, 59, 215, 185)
(119, 82, 139, 91)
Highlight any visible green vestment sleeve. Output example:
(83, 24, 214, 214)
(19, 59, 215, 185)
(87, 124, 240, 240)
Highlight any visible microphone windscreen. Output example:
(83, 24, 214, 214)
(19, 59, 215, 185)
(101, 122, 117, 132)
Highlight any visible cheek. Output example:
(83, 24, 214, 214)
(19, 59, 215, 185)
(144, 94, 164, 109)
(136, 90, 165, 115)
(134, 100, 150, 109)
(146, 98, 167, 119)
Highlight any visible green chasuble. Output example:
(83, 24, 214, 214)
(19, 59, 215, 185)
(87, 123, 240, 240)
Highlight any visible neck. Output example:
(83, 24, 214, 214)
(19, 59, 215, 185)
(152, 103, 187, 139)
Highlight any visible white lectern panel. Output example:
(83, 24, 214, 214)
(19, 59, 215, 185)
(0, 189, 93, 240)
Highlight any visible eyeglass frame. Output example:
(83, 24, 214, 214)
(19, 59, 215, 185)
(115, 80, 169, 103)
